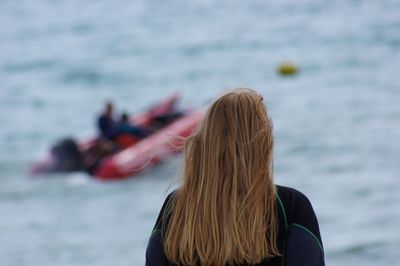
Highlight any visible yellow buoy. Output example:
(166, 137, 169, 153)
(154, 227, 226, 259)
(278, 62, 299, 76)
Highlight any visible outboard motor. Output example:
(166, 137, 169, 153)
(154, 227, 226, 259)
(51, 138, 84, 172)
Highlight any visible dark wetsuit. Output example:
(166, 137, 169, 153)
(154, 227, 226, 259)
(98, 115, 150, 140)
(146, 185, 325, 266)
(98, 115, 117, 139)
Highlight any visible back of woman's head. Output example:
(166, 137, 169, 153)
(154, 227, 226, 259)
(164, 88, 279, 266)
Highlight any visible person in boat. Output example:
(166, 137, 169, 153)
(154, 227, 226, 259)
(113, 112, 154, 148)
(98, 101, 117, 139)
(97, 101, 152, 141)
(118, 112, 153, 138)
(146, 88, 325, 266)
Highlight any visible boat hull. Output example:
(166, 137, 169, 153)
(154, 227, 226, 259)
(94, 109, 204, 180)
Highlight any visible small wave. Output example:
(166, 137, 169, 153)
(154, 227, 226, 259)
(60, 68, 129, 86)
(331, 240, 389, 256)
(62, 69, 102, 84)
(66, 173, 91, 186)
(3, 60, 59, 73)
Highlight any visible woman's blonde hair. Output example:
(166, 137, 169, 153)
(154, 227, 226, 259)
(164, 88, 279, 266)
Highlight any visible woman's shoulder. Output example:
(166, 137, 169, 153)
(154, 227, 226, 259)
(276, 185, 311, 209)
(147, 191, 178, 266)
(152, 190, 178, 231)
(276, 184, 323, 246)
(276, 185, 325, 263)
(162, 190, 177, 206)
(276, 185, 316, 226)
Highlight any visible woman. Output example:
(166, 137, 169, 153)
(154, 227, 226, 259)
(146, 89, 325, 266)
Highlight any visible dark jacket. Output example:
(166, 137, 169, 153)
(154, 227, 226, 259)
(146, 185, 325, 266)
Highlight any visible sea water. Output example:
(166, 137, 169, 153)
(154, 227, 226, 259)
(1, 0, 399, 265)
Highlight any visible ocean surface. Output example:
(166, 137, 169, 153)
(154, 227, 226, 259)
(1, 0, 400, 265)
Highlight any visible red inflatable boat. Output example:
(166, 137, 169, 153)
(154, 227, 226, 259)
(30, 94, 205, 181)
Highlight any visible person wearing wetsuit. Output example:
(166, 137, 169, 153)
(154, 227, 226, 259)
(146, 186, 324, 266)
(146, 89, 325, 266)
(98, 101, 118, 140)
(117, 113, 152, 139)
(97, 102, 151, 140)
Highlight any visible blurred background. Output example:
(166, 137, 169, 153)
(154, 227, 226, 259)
(1, 0, 399, 265)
